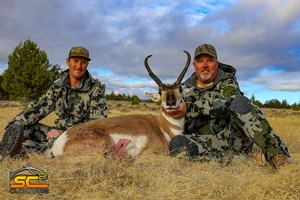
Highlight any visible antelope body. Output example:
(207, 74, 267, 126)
(44, 51, 191, 158)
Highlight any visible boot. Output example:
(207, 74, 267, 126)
(0, 124, 24, 158)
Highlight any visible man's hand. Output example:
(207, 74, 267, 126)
(167, 102, 186, 119)
(46, 129, 64, 140)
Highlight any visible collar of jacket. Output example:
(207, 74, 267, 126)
(182, 62, 237, 91)
(53, 69, 96, 91)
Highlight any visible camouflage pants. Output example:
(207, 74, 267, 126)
(16, 122, 58, 154)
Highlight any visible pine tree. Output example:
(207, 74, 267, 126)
(250, 94, 263, 107)
(1, 39, 62, 102)
(130, 95, 140, 105)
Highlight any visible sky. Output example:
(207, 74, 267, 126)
(0, 0, 300, 104)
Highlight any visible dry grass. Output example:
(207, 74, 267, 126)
(0, 100, 300, 199)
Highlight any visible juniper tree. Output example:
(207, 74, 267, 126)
(1, 39, 62, 102)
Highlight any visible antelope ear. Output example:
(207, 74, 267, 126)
(182, 87, 194, 97)
(145, 92, 161, 102)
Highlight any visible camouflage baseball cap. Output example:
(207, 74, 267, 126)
(68, 46, 91, 61)
(194, 44, 217, 59)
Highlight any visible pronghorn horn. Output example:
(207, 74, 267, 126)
(144, 55, 163, 86)
(175, 50, 191, 85)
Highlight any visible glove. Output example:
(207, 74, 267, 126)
(170, 135, 199, 159)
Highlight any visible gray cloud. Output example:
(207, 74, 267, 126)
(251, 71, 300, 91)
(0, 0, 299, 102)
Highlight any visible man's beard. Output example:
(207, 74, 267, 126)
(200, 73, 212, 81)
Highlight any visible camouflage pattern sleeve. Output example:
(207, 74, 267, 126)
(89, 87, 108, 120)
(185, 76, 242, 120)
(8, 86, 56, 128)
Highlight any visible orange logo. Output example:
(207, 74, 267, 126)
(10, 165, 49, 194)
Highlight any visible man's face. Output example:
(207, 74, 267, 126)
(193, 54, 219, 84)
(66, 57, 89, 80)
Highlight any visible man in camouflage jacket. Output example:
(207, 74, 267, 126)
(0, 46, 108, 157)
(170, 44, 292, 169)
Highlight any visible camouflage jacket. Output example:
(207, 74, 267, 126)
(182, 63, 245, 150)
(183, 62, 241, 131)
(10, 69, 108, 131)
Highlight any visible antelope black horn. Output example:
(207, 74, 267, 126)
(175, 50, 191, 85)
(144, 55, 163, 86)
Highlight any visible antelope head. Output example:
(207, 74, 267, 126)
(145, 50, 192, 111)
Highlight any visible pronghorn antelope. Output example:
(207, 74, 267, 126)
(44, 51, 192, 159)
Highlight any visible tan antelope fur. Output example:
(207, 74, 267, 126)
(44, 51, 192, 158)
